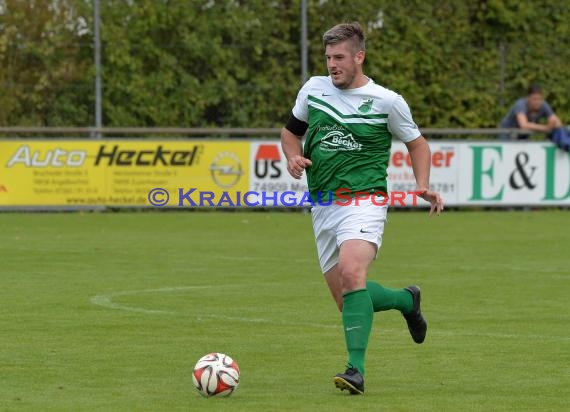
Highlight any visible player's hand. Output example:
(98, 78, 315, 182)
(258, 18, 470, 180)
(418, 189, 444, 216)
(287, 155, 312, 180)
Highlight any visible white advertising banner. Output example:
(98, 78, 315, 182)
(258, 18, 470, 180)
(248, 141, 310, 207)
(387, 141, 459, 206)
(248, 140, 569, 207)
(456, 142, 570, 205)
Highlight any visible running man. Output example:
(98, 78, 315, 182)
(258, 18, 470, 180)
(281, 21, 444, 395)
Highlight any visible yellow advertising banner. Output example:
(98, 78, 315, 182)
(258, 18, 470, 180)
(0, 140, 249, 207)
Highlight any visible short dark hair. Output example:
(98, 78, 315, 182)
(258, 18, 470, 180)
(527, 84, 543, 95)
(322, 22, 365, 54)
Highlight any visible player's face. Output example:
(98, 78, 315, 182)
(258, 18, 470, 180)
(527, 92, 544, 112)
(325, 41, 364, 90)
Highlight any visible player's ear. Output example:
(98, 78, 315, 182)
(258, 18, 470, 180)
(354, 50, 365, 64)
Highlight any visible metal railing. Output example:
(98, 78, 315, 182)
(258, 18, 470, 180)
(0, 127, 534, 139)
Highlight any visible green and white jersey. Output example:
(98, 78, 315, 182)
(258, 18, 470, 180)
(292, 76, 420, 200)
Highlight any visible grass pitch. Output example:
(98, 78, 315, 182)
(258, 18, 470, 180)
(0, 210, 568, 411)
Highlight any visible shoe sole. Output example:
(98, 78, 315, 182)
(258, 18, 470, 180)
(333, 376, 364, 395)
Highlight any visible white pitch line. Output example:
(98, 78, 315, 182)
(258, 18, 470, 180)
(89, 286, 570, 342)
(211, 255, 316, 264)
(90, 294, 173, 315)
(90, 286, 212, 315)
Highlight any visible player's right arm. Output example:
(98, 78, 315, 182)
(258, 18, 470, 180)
(281, 79, 313, 180)
(281, 120, 312, 180)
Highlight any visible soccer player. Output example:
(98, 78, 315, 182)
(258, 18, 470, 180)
(280, 22, 444, 395)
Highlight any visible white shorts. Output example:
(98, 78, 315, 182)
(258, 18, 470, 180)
(311, 196, 388, 273)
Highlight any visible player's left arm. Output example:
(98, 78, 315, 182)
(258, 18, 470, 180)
(404, 136, 444, 216)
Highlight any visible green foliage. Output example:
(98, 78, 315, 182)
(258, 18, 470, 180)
(0, 0, 92, 126)
(0, 0, 568, 128)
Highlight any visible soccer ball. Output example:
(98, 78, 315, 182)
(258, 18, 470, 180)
(192, 352, 240, 397)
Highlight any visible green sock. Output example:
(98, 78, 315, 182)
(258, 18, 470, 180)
(366, 280, 413, 314)
(342, 289, 373, 376)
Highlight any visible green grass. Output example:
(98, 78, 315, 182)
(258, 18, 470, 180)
(0, 210, 568, 411)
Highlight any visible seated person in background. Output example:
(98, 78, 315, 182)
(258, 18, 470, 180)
(499, 84, 562, 140)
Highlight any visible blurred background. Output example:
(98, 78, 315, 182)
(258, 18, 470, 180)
(0, 0, 568, 131)
(1, 4, 568, 410)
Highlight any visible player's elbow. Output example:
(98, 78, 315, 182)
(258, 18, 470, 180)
(404, 135, 428, 153)
(281, 127, 300, 140)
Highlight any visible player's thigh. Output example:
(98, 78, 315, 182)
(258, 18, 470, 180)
(324, 240, 376, 307)
(336, 196, 388, 250)
(336, 198, 388, 291)
(338, 239, 377, 292)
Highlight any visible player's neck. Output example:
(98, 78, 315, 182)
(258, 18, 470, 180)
(347, 74, 369, 90)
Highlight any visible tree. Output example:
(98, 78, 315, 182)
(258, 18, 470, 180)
(0, 0, 92, 126)
(0, 0, 568, 129)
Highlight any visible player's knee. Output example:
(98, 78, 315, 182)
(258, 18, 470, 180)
(339, 263, 366, 292)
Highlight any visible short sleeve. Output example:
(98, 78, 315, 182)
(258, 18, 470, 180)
(513, 99, 527, 114)
(387, 95, 421, 142)
(291, 79, 312, 123)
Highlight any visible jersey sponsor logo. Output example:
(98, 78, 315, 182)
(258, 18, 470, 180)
(319, 130, 363, 152)
(358, 98, 374, 113)
(317, 125, 345, 132)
